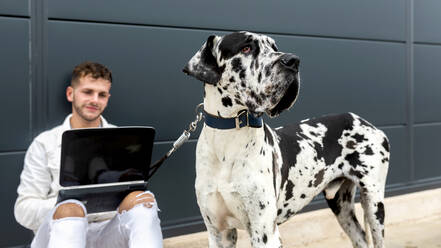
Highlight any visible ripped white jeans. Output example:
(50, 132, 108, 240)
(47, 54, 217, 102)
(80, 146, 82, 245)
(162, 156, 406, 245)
(31, 192, 163, 248)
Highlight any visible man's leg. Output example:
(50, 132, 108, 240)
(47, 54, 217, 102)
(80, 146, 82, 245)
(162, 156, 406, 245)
(94, 191, 163, 248)
(32, 199, 88, 248)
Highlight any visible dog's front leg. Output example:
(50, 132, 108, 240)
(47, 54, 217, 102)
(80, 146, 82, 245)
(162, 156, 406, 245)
(204, 224, 238, 248)
(247, 220, 282, 248)
(240, 195, 282, 248)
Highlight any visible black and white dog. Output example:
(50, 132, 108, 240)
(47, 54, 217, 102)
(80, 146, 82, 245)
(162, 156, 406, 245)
(183, 31, 389, 248)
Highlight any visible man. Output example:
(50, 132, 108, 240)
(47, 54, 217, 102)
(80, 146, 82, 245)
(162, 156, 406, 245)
(14, 62, 163, 248)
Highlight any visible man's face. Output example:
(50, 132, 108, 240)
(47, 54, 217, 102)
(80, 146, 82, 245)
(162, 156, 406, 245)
(67, 75, 111, 122)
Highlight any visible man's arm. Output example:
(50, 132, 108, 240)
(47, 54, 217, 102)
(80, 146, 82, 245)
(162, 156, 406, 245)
(14, 138, 57, 232)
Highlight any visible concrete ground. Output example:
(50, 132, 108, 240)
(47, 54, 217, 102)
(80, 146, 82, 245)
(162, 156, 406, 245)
(163, 188, 441, 248)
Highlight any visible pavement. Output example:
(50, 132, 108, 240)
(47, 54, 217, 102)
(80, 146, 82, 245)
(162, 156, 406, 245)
(163, 188, 441, 248)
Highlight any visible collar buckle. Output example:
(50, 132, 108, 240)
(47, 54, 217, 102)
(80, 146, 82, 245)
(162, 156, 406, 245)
(235, 109, 249, 129)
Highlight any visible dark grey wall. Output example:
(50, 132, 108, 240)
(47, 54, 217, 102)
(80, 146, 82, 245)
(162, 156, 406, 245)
(1, 0, 440, 246)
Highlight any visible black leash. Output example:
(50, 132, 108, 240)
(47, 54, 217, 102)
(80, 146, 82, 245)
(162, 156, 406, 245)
(147, 103, 204, 180)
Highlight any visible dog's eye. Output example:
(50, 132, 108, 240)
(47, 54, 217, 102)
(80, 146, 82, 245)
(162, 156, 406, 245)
(241, 46, 251, 54)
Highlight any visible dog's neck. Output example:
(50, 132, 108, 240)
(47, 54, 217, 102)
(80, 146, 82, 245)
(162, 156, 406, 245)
(204, 83, 246, 118)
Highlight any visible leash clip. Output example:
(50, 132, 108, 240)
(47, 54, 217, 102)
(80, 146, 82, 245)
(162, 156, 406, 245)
(235, 109, 249, 129)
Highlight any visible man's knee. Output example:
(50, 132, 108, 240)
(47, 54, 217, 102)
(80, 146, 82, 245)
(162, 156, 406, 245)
(53, 203, 86, 220)
(118, 191, 155, 214)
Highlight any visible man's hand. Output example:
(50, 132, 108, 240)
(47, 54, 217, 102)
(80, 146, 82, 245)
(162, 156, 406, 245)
(118, 191, 155, 214)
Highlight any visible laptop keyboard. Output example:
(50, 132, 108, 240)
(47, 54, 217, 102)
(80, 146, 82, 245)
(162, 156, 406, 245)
(58, 184, 148, 213)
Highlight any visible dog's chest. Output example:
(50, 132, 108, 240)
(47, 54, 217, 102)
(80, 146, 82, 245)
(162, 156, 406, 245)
(195, 127, 276, 228)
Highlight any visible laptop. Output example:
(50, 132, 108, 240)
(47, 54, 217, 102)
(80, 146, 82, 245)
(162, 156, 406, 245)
(57, 127, 155, 213)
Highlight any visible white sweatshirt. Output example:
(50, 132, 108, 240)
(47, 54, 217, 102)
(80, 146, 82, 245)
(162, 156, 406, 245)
(14, 114, 115, 232)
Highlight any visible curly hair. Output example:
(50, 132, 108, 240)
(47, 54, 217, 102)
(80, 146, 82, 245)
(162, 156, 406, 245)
(71, 61, 112, 86)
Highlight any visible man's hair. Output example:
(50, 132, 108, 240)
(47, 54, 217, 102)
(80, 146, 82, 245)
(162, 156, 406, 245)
(71, 61, 112, 86)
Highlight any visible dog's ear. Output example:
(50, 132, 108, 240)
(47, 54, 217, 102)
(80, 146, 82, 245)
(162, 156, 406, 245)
(183, 35, 224, 85)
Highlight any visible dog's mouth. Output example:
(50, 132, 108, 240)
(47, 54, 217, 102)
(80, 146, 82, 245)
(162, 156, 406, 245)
(266, 76, 300, 117)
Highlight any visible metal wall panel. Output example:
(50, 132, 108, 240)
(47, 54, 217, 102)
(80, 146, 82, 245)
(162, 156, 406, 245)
(47, 0, 405, 41)
(0, 0, 29, 16)
(0, 17, 30, 151)
(414, 125, 441, 180)
(0, 154, 34, 247)
(414, 44, 441, 123)
(148, 141, 200, 231)
(414, 0, 441, 43)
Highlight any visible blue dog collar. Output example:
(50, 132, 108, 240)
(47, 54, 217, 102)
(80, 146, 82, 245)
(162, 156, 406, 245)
(203, 109, 263, 129)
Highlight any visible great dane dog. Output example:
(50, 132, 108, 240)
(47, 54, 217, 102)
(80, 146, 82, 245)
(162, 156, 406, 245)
(183, 31, 389, 248)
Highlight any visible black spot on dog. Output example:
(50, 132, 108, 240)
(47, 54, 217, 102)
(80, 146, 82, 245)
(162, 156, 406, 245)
(245, 101, 259, 114)
(259, 201, 266, 210)
(375, 202, 385, 225)
(234, 99, 243, 105)
(300, 194, 306, 199)
(229, 76, 235, 82)
(285, 180, 295, 201)
(240, 81, 246, 88)
(382, 138, 390, 152)
(313, 169, 325, 187)
(227, 229, 237, 242)
(231, 58, 243, 73)
(259, 92, 267, 101)
(359, 181, 365, 187)
(364, 146, 374, 155)
(349, 168, 364, 179)
(352, 134, 367, 143)
(219, 32, 251, 60)
(239, 69, 246, 79)
(272, 152, 278, 197)
(338, 163, 344, 169)
(263, 234, 268, 244)
(222, 96, 233, 107)
(284, 209, 294, 219)
(250, 91, 262, 105)
(346, 140, 356, 149)
(264, 125, 274, 146)
(308, 180, 313, 187)
(265, 65, 271, 77)
(206, 215, 212, 224)
(277, 209, 282, 216)
(217, 87, 223, 95)
(345, 151, 361, 168)
(258, 72, 262, 83)
(252, 40, 260, 59)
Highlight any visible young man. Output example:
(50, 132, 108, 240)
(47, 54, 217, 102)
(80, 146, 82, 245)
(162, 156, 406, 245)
(14, 62, 163, 248)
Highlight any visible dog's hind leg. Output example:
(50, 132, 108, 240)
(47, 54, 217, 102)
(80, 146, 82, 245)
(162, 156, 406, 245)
(360, 184, 386, 248)
(325, 179, 368, 248)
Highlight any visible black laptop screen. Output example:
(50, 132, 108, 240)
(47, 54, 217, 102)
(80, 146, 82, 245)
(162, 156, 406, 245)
(60, 127, 155, 186)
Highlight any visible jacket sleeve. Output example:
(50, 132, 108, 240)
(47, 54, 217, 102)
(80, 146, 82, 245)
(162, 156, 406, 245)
(14, 138, 57, 232)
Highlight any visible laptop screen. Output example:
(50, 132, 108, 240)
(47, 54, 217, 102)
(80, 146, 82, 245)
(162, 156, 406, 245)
(60, 127, 155, 187)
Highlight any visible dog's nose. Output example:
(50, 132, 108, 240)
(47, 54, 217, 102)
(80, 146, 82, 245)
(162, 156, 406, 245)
(280, 54, 300, 72)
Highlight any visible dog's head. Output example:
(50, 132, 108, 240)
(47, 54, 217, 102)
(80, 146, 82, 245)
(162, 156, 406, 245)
(183, 31, 300, 117)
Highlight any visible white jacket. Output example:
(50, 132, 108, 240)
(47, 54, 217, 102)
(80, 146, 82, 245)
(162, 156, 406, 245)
(14, 114, 115, 232)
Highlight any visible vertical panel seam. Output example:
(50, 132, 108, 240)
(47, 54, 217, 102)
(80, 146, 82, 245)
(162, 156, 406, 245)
(406, 0, 415, 182)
